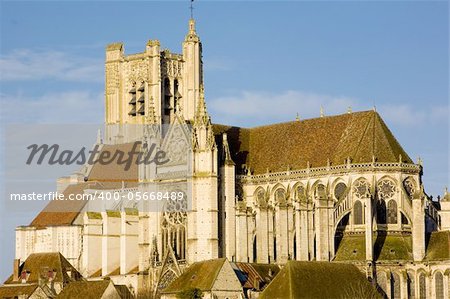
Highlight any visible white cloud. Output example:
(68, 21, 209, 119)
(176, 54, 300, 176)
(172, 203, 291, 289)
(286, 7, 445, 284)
(208, 90, 448, 128)
(208, 90, 360, 126)
(203, 56, 234, 71)
(0, 90, 103, 123)
(378, 104, 449, 127)
(0, 49, 103, 82)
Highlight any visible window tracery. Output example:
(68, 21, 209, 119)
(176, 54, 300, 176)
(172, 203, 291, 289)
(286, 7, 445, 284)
(296, 185, 306, 202)
(334, 182, 347, 201)
(378, 179, 396, 200)
(403, 178, 416, 199)
(353, 179, 370, 199)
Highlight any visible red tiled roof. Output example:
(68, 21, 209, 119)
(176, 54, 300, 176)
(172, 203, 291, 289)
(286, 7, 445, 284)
(214, 110, 412, 174)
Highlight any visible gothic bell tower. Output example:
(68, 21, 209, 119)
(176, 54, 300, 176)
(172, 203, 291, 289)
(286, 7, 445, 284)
(181, 18, 203, 122)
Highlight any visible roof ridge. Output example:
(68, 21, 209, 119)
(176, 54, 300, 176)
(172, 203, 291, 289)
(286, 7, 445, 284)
(288, 261, 294, 299)
(374, 113, 412, 162)
(248, 110, 372, 130)
(215, 110, 374, 131)
(352, 111, 375, 161)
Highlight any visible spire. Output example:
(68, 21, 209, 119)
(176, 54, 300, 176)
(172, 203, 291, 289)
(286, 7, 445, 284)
(222, 133, 234, 165)
(185, 18, 199, 42)
(194, 85, 210, 126)
(189, 18, 196, 34)
(190, 0, 195, 19)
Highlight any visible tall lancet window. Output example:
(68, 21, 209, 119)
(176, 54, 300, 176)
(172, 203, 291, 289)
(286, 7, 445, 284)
(353, 201, 363, 225)
(419, 273, 427, 299)
(137, 81, 145, 116)
(161, 191, 187, 260)
(435, 272, 444, 299)
(128, 82, 137, 116)
(377, 199, 387, 224)
(387, 200, 398, 224)
(174, 79, 182, 112)
(163, 78, 172, 116)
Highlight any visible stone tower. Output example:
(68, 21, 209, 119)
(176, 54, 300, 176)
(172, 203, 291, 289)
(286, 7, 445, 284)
(103, 18, 203, 143)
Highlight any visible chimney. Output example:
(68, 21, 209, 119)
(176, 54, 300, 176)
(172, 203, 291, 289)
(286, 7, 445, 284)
(13, 259, 20, 282)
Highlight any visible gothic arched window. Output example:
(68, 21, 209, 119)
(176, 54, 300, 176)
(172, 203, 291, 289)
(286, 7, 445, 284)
(275, 188, 286, 204)
(353, 201, 363, 225)
(255, 188, 266, 207)
(419, 273, 427, 299)
(387, 200, 398, 224)
(434, 272, 444, 299)
(377, 271, 388, 297)
(334, 182, 347, 201)
(391, 272, 401, 299)
(163, 78, 171, 116)
(296, 185, 306, 202)
(407, 271, 415, 299)
(377, 199, 387, 224)
(315, 183, 326, 198)
(162, 191, 187, 260)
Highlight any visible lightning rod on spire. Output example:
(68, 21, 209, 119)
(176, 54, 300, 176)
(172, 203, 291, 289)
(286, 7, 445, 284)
(190, 0, 194, 19)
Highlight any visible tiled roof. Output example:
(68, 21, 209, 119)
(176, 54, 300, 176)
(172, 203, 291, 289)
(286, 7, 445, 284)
(231, 262, 280, 290)
(162, 258, 227, 293)
(55, 280, 113, 299)
(425, 231, 450, 261)
(29, 181, 128, 227)
(259, 261, 381, 299)
(214, 110, 412, 174)
(334, 233, 413, 262)
(87, 143, 140, 182)
(29, 142, 140, 227)
(29, 183, 90, 227)
(0, 284, 39, 298)
(114, 284, 134, 299)
(4, 252, 82, 284)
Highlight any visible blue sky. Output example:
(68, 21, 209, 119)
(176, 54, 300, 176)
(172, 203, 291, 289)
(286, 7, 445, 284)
(0, 0, 448, 280)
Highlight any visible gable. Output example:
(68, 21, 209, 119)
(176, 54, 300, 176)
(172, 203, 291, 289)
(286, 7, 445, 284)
(162, 258, 227, 294)
(260, 261, 381, 299)
(212, 260, 242, 292)
(4, 252, 81, 285)
(55, 280, 113, 299)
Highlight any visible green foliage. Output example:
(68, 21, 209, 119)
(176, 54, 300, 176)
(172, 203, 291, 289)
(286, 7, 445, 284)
(177, 288, 203, 299)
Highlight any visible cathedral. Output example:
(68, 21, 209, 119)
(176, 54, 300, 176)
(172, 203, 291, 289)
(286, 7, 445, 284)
(6, 18, 450, 299)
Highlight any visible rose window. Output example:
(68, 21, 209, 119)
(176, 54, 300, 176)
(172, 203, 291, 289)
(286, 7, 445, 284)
(353, 180, 370, 199)
(377, 180, 396, 199)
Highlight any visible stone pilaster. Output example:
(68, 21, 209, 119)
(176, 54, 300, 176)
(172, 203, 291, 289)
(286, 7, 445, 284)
(365, 196, 373, 262)
(412, 193, 425, 261)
